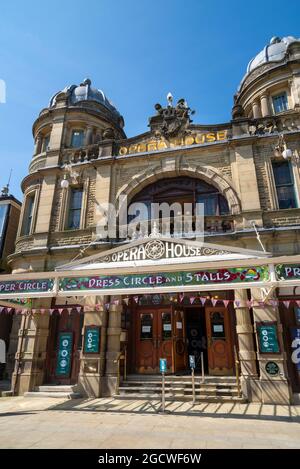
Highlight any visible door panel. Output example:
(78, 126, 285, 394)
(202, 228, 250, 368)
(173, 309, 186, 372)
(46, 311, 83, 384)
(135, 307, 173, 373)
(205, 306, 233, 375)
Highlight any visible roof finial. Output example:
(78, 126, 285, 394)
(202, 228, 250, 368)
(1, 169, 12, 197)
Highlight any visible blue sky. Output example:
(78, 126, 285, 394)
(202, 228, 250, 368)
(1, 0, 300, 199)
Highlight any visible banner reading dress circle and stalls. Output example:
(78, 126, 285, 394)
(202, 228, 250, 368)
(59, 266, 270, 293)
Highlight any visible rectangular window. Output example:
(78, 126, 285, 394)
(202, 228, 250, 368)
(0, 204, 9, 238)
(71, 130, 84, 148)
(67, 188, 83, 229)
(272, 93, 288, 114)
(43, 135, 50, 152)
(21, 194, 35, 235)
(272, 161, 297, 209)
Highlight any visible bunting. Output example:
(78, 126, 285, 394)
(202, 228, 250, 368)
(0, 293, 299, 315)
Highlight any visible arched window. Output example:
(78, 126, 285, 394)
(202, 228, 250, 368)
(129, 176, 229, 219)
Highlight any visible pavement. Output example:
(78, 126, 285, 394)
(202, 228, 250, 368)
(0, 396, 300, 449)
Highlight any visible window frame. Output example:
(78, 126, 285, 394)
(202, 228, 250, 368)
(272, 160, 298, 209)
(19, 189, 39, 237)
(70, 129, 85, 148)
(272, 92, 288, 114)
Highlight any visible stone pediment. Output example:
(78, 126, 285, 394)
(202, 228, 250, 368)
(56, 238, 270, 271)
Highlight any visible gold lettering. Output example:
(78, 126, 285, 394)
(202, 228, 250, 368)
(185, 135, 195, 146)
(147, 141, 158, 152)
(129, 144, 138, 153)
(195, 133, 205, 144)
(119, 147, 128, 156)
(217, 130, 227, 140)
(206, 133, 216, 142)
(137, 143, 147, 152)
(157, 140, 168, 150)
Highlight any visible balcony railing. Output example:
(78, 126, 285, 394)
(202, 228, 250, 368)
(115, 215, 235, 241)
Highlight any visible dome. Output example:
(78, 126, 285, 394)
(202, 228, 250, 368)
(246, 36, 300, 73)
(49, 78, 123, 125)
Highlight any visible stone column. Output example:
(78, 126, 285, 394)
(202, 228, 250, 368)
(85, 126, 93, 146)
(234, 289, 258, 400)
(103, 297, 122, 396)
(11, 299, 51, 395)
(252, 100, 261, 119)
(78, 295, 108, 398)
(260, 94, 270, 117)
(250, 287, 291, 404)
(6, 314, 22, 381)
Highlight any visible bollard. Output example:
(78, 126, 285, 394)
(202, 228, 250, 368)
(162, 371, 165, 413)
(191, 367, 196, 405)
(201, 351, 205, 383)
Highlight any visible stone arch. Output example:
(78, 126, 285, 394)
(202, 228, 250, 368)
(115, 162, 241, 215)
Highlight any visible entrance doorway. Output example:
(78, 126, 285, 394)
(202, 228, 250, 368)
(45, 311, 83, 385)
(132, 303, 234, 375)
(185, 307, 208, 373)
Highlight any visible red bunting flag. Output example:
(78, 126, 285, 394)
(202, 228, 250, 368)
(283, 300, 290, 309)
(190, 296, 196, 304)
(200, 297, 206, 306)
(211, 299, 218, 306)
(234, 300, 241, 308)
(179, 294, 184, 303)
(134, 296, 139, 304)
(58, 308, 64, 314)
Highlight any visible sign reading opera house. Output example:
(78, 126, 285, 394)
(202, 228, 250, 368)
(2, 36, 300, 405)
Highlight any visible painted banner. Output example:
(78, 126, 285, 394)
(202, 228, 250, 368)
(83, 326, 100, 354)
(56, 332, 73, 377)
(275, 264, 300, 281)
(257, 322, 280, 354)
(59, 266, 270, 292)
(0, 279, 54, 295)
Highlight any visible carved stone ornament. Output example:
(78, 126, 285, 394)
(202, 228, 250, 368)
(149, 95, 195, 140)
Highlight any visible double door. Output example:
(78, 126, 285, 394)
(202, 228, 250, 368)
(135, 307, 186, 373)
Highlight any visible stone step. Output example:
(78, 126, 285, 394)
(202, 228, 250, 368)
(24, 391, 82, 399)
(119, 386, 238, 396)
(37, 385, 78, 393)
(121, 381, 238, 388)
(113, 393, 247, 403)
(126, 374, 236, 382)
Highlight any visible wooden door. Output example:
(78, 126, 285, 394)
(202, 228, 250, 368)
(46, 312, 83, 385)
(173, 308, 186, 372)
(135, 307, 173, 373)
(205, 306, 233, 375)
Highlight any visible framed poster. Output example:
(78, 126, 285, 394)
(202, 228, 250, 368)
(256, 322, 280, 354)
(83, 326, 100, 354)
(56, 332, 73, 377)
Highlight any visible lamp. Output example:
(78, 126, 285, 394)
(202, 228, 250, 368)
(274, 134, 293, 160)
(61, 175, 69, 189)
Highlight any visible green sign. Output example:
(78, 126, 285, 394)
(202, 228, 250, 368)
(56, 332, 73, 377)
(276, 264, 300, 281)
(0, 279, 54, 295)
(60, 266, 270, 293)
(84, 326, 100, 354)
(257, 323, 280, 354)
(265, 361, 280, 376)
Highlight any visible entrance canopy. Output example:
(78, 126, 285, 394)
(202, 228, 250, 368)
(1, 238, 300, 299)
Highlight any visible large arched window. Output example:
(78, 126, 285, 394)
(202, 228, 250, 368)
(129, 177, 229, 218)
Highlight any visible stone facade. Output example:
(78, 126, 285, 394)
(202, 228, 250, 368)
(3, 37, 300, 404)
